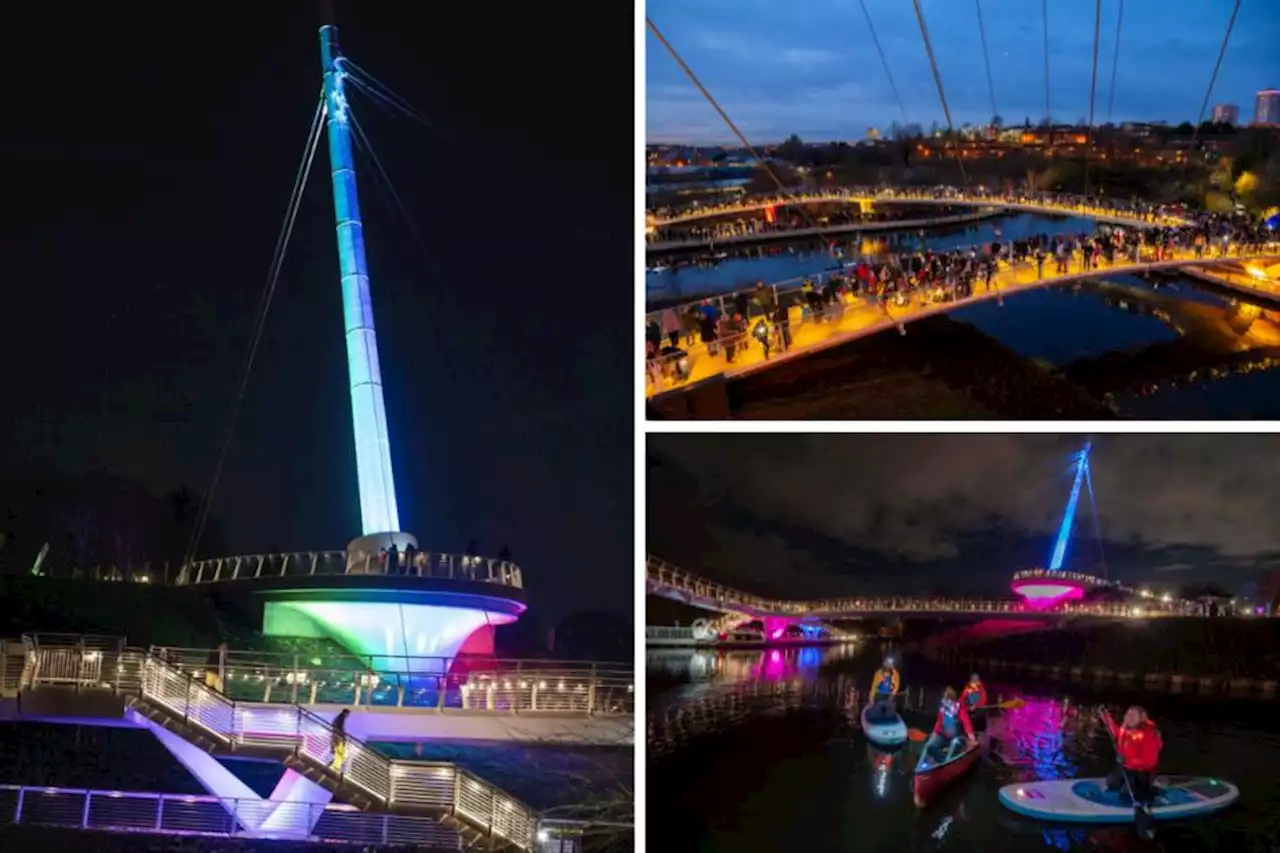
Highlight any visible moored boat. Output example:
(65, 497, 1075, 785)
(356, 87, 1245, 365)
(912, 737, 982, 806)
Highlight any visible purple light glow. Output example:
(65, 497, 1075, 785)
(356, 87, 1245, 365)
(1012, 580, 1085, 609)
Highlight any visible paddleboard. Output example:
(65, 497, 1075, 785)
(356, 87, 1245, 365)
(861, 702, 908, 747)
(998, 775, 1239, 823)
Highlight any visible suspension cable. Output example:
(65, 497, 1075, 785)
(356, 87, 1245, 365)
(339, 58, 451, 141)
(910, 0, 968, 188)
(1042, 0, 1051, 124)
(974, 0, 998, 123)
(182, 90, 326, 570)
(857, 0, 909, 126)
(1105, 0, 1124, 123)
(1192, 0, 1242, 147)
(1084, 0, 1102, 197)
(646, 18, 826, 235)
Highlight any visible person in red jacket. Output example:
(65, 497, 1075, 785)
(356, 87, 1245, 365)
(1099, 706, 1162, 806)
(960, 674, 987, 711)
(922, 688, 976, 763)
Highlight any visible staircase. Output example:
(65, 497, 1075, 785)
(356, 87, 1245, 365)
(27, 640, 536, 850)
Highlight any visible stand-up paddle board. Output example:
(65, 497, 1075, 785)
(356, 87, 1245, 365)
(861, 702, 908, 747)
(998, 775, 1239, 823)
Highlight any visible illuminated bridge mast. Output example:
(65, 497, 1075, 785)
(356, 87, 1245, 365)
(319, 13, 412, 555)
(1012, 441, 1099, 607)
(1047, 441, 1091, 571)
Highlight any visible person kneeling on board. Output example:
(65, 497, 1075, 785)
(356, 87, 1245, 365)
(923, 688, 976, 762)
(868, 658, 901, 718)
(1099, 706, 1163, 807)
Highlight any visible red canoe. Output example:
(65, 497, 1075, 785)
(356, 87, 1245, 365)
(912, 738, 983, 807)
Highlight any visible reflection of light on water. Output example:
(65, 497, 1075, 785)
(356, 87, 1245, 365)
(932, 814, 953, 841)
(797, 646, 821, 669)
(1040, 828, 1087, 851)
(998, 697, 1080, 780)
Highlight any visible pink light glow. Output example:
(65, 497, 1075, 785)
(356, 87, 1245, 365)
(1012, 580, 1085, 609)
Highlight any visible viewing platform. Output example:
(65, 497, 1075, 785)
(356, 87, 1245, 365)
(646, 248, 1280, 402)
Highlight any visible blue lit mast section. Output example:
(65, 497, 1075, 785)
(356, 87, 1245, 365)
(319, 22, 404, 544)
(1047, 441, 1091, 571)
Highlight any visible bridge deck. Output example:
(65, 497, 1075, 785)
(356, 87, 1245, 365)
(646, 248, 1280, 399)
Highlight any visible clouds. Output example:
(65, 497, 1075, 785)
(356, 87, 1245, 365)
(648, 435, 1280, 593)
(647, 0, 1280, 142)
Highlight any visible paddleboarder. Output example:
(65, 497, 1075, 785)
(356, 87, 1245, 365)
(1098, 706, 1163, 808)
(923, 688, 977, 763)
(868, 657, 901, 719)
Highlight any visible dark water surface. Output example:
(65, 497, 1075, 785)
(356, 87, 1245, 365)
(648, 646, 1280, 853)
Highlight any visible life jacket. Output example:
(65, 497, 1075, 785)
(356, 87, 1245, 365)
(874, 669, 897, 695)
(961, 681, 986, 708)
(938, 699, 961, 736)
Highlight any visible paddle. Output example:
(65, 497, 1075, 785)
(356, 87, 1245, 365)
(908, 697, 1023, 741)
(1101, 709, 1156, 841)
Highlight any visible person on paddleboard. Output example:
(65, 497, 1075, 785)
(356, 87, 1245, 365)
(868, 658, 901, 717)
(923, 687, 977, 762)
(1099, 706, 1162, 807)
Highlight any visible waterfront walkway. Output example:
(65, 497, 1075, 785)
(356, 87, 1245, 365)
(645, 248, 1280, 399)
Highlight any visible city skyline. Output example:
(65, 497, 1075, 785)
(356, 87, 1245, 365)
(647, 0, 1279, 144)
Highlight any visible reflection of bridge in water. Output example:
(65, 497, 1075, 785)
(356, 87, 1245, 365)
(646, 248, 1280, 402)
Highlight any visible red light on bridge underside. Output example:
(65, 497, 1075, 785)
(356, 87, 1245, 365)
(764, 204, 776, 224)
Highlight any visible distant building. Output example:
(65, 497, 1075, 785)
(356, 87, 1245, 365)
(1211, 103, 1239, 125)
(1255, 90, 1280, 126)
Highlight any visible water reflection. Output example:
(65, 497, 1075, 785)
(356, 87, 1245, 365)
(647, 645, 1280, 851)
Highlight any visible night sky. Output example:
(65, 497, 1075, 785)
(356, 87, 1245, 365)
(647, 0, 1280, 142)
(5, 4, 631, 624)
(648, 434, 1280, 599)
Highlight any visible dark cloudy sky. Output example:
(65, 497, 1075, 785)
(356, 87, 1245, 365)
(4, 3, 631, 624)
(647, 0, 1280, 142)
(648, 434, 1280, 599)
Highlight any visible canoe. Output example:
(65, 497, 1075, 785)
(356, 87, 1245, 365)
(998, 775, 1240, 823)
(861, 702, 908, 747)
(913, 737, 982, 806)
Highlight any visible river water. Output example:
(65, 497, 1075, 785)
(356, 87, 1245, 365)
(647, 645, 1280, 852)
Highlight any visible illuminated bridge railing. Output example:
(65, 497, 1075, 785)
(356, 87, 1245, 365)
(177, 549, 523, 591)
(647, 187, 1188, 230)
(152, 645, 634, 717)
(646, 555, 1198, 619)
(0, 785, 462, 849)
(18, 636, 538, 849)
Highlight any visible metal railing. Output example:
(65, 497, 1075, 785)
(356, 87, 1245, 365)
(645, 555, 1214, 620)
(151, 646, 634, 717)
(644, 246, 1280, 395)
(0, 785, 600, 851)
(18, 635, 538, 850)
(177, 549, 524, 591)
(647, 187, 1188, 229)
(0, 785, 461, 848)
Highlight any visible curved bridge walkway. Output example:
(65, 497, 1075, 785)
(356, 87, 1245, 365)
(645, 248, 1280, 399)
(647, 189, 1184, 238)
(646, 555, 1205, 622)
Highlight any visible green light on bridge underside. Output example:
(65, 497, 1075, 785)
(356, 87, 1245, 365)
(263, 600, 517, 675)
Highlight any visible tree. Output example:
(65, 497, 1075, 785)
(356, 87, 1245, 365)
(991, 114, 1004, 129)
(1177, 582, 1232, 600)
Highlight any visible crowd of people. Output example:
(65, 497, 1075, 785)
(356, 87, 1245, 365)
(645, 188, 1279, 388)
